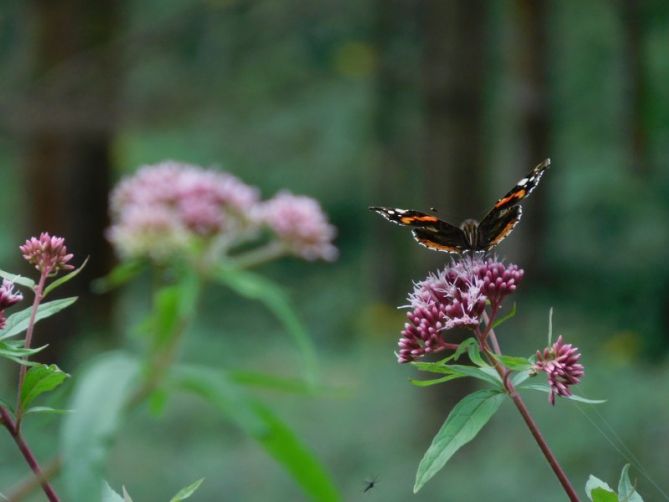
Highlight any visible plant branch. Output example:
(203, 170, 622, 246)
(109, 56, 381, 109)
(478, 309, 580, 502)
(0, 406, 60, 501)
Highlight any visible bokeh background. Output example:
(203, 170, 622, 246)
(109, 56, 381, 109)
(1, 1, 669, 500)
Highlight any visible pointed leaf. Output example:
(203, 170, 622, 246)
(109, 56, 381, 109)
(617, 465, 643, 502)
(0, 269, 35, 290)
(214, 267, 317, 385)
(414, 389, 505, 492)
(20, 364, 70, 411)
(586, 475, 617, 501)
(410, 374, 466, 387)
(491, 353, 532, 371)
(61, 353, 140, 500)
(24, 406, 74, 415)
(173, 365, 339, 502)
(170, 478, 204, 501)
(466, 343, 488, 368)
(521, 383, 606, 404)
(43, 257, 89, 297)
(510, 369, 532, 387)
(0, 297, 77, 341)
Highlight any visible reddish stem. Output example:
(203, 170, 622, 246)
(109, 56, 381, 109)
(478, 310, 581, 502)
(16, 268, 49, 421)
(0, 406, 60, 501)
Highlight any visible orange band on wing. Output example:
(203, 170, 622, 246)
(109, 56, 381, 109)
(400, 215, 439, 224)
(489, 219, 519, 246)
(494, 189, 527, 209)
(415, 238, 461, 253)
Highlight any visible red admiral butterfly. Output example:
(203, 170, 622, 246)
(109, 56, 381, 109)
(370, 158, 550, 253)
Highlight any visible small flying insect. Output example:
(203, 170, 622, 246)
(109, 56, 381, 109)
(363, 476, 379, 494)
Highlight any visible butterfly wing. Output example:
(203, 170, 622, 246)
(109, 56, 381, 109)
(477, 158, 550, 250)
(369, 206, 468, 253)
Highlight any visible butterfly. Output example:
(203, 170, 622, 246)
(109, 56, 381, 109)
(369, 158, 550, 253)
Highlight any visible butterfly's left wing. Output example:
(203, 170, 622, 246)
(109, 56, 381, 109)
(369, 207, 468, 253)
(477, 158, 550, 250)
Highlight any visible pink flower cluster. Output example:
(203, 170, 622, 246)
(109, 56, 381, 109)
(532, 336, 584, 405)
(0, 279, 23, 329)
(398, 256, 522, 363)
(107, 161, 337, 262)
(20, 233, 74, 275)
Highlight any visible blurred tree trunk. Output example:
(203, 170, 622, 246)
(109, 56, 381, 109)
(419, 0, 487, 419)
(512, 0, 551, 274)
(620, 0, 648, 175)
(421, 0, 487, 250)
(369, 0, 422, 304)
(22, 0, 119, 362)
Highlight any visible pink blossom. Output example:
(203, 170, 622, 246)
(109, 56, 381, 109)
(20, 233, 74, 275)
(532, 336, 584, 405)
(257, 191, 338, 261)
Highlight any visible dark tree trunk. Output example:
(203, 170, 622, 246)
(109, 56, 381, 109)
(369, 0, 422, 304)
(420, 0, 487, 274)
(22, 0, 120, 362)
(620, 0, 648, 175)
(419, 0, 488, 416)
(513, 0, 551, 273)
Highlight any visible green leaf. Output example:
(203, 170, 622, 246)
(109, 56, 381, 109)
(61, 353, 140, 501)
(149, 271, 200, 349)
(170, 478, 205, 502)
(173, 365, 339, 502)
(586, 475, 618, 501)
(0, 297, 77, 341)
(491, 354, 532, 371)
(0, 269, 35, 290)
(0, 341, 47, 365)
(20, 364, 70, 411)
(414, 389, 504, 493)
(43, 257, 89, 297)
(492, 302, 517, 328)
(509, 370, 532, 387)
(214, 267, 317, 386)
(412, 362, 502, 387)
(227, 370, 320, 395)
(466, 342, 488, 368)
(92, 260, 146, 293)
(617, 465, 643, 502)
(24, 406, 74, 415)
(521, 383, 606, 404)
(410, 374, 466, 387)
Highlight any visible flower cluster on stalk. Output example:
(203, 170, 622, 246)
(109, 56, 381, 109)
(397, 256, 523, 363)
(107, 161, 337, 263)
(20, 233, 74, 275)
(532, 336, 584, 405)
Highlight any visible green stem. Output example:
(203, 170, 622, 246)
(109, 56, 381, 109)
(228, 241, 286, 269)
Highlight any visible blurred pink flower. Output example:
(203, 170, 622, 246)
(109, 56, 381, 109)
(20, 233, 74, 275)
(257, 191, 338, 261)
(107, 161, 260, 260)
(398, 256, 523, 363)
(532, 335, 584, 405)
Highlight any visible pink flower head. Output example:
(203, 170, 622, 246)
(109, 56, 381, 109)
(532, 335, 584, 405)
(397, 256, 522, 363)
(20, 233, 74, 275)
(0, 279, 23, 330)
(257, 191, 338, 261)
(107, 161, 260, 260)
(0, 279, 23, 309)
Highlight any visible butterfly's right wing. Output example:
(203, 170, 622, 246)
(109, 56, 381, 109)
(369, 206, 468, 253)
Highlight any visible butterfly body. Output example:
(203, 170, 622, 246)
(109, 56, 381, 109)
(370, 159, 550, 254)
